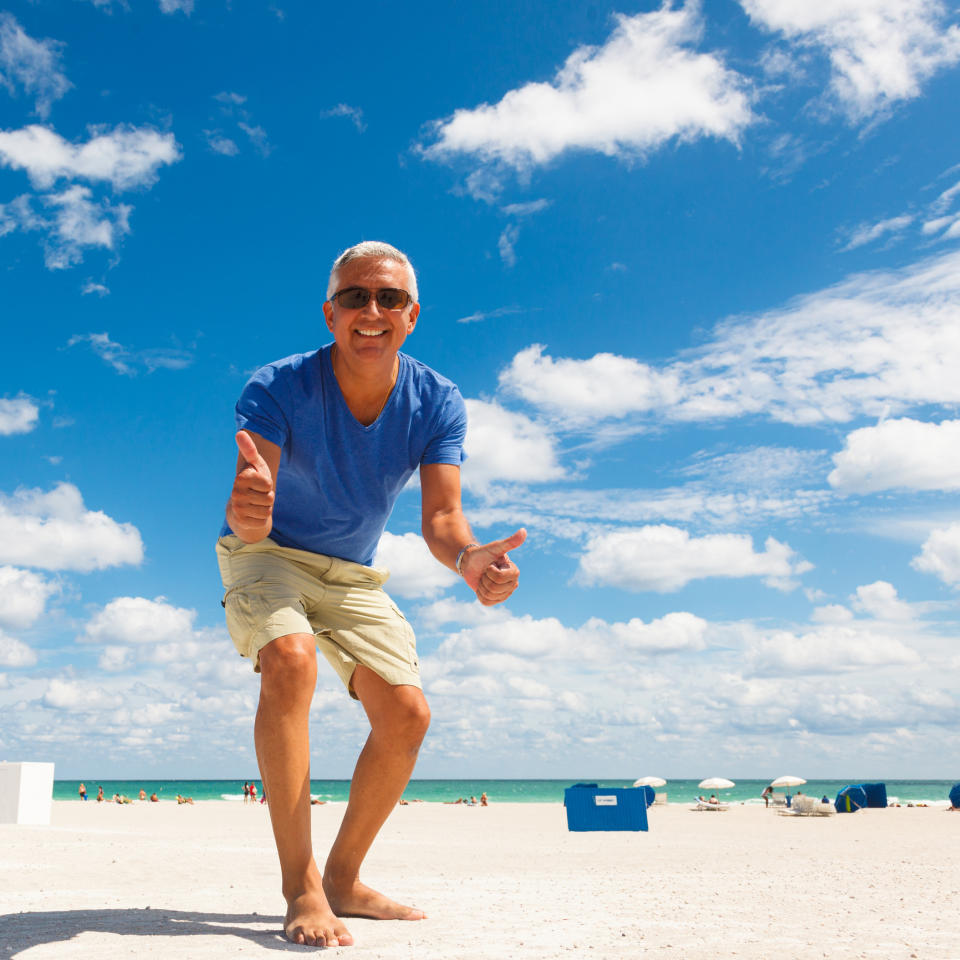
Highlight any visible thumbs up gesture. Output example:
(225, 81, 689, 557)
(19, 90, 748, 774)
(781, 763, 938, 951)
(460, 529, 527, 606)
(226, 430, 277, 542)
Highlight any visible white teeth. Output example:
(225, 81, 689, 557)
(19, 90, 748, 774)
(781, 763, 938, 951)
(357, 329, 385, 337)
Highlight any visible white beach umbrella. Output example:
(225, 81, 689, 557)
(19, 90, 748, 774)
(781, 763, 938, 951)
(698, 777, 735, 791)
(633, 776, 667, 787)
(770, 775, 806, 789)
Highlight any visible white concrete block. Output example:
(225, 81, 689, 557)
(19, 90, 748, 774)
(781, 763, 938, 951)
(0, 761, 55, 825)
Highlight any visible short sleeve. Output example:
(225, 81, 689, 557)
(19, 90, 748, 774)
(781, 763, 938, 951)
(235, 370, 291, 448)
(421, 388, 467, 466)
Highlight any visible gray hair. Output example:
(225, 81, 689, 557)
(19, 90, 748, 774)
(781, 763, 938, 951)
(326, 240, 419, 302)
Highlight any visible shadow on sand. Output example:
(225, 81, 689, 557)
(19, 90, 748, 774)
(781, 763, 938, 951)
(0, 908, 308, 957)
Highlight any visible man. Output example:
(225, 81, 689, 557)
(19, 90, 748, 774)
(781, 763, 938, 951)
(217, 241, 525, 948)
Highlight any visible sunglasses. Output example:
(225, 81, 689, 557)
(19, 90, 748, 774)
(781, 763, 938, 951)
(329, 287, 414, 310)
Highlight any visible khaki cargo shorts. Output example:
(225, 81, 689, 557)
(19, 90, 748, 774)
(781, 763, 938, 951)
(215, 535, 420, 699)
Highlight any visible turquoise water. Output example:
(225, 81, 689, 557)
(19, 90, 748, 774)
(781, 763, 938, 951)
(55, 778, 957, 805)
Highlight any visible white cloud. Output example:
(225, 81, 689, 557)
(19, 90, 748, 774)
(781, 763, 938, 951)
(374, 532, 459, 599)
(81, 280, 109, 296)
(841, 213, 913, 250)
(0, 13, 71, 118)
(0, 395, 39, 435)
(82, 596, 197, 646)
(66, 332, 193, 375)
(0, 124, 180, 190)
(500, 249, 960, 426)
(320, 103, 366, 132)
(829, 418, 960, 493)
(0, 482, 143, 572)
(0, 629, 37, 667)
(748, 624, 919, 674)
(158, 0, 194, 14)
(204, 131, 239, 156)
(462, 398, 565, 493)
(1, 187, 131, 269)
(852, 580, 913, 620)
(501, 199, 550, 217)
(912, 523, 960, 585)
(578, 525, 811, 592)
(423, 2, 753, 171)
(740, 0, 960, 120)
(43, 677, 117, 710)
(456, 305, 523, 325)
(0, 566, 56, 629)
(497, 224, 518, 267)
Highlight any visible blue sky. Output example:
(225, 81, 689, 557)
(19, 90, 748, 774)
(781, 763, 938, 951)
(2, 0, 959, 780)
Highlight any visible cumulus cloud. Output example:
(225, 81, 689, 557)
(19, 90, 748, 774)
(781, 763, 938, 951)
(748, 623, 919, 674)
(0, 629, 37, 667)
(82, 596, 197, 646)
(0, 395, 39, 434)
(158, 0, 194, 13)
(851, 580, 914, 620)
(374, 532, 459, 599)
(739, 0, 960, 120)
(0, 124, 180, 190)
(578, 525, 811, 592)
(912, 523, 960, 585)
(66, 331, 193, 375)
(422, 2, 753, 172)
(500, 248, 960, 427)
(0, 482, 143, 572)
(461, 398, 565, 493)
(829, 418, 960, 493)
(0, 13, 72, 118)
(0, 566, 56, 629)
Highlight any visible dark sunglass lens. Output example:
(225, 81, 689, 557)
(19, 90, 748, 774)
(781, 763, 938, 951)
(338, 288, 370, 309)
(377, 289, 407, 309)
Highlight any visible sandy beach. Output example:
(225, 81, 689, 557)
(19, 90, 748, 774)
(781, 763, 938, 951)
(1, 800, 957, 959)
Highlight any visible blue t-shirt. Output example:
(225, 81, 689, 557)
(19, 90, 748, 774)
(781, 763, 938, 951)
(221, 345, 466, 565)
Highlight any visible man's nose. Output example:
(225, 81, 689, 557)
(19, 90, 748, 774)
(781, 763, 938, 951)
(358, 294, 384, 318)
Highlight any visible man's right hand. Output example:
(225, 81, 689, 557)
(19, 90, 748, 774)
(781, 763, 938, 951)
(226, 430, 277, 542)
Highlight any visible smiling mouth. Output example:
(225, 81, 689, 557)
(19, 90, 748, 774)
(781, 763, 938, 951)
(356, 329, 386, 337)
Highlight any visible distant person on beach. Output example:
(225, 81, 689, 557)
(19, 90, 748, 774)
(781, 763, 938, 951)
(150, 792, 159, 802)
(761, 785, 772, 808)
(217, 241, 524, 949)
(480, 792, 488, 807)
(79, 782, 87, 801)
(243, 781, 250, 803)
(139, 789, 147, 801)
(96, 786, 104, 802)
(249, 782, 258, 802)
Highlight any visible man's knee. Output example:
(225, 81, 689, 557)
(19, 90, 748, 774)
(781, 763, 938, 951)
(259, 634, 317, 695)
(390, 690, 431, 748)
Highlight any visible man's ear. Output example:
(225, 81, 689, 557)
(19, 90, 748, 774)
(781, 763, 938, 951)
(406, 302, 420, 333)
(322, 299, 335, 332)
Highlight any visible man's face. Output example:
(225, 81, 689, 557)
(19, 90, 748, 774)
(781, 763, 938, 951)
(322, 258, 419, 367)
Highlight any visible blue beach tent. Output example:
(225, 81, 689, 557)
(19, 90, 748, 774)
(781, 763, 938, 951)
(638, 784, 656, 808)
(861, 782, 888, 808)
(949, 783, 960, 808)
(835, 784, 868, 813)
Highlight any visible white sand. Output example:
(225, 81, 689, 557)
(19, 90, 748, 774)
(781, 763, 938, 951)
(1, 800, 958, 959)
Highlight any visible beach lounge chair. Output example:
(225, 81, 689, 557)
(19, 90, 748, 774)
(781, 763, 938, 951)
(780, 795, 835, 816)
(654, 791, 668, 805)
(692, 799, 729, 812)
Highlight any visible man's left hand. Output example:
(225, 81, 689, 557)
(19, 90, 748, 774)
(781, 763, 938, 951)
(460, 529, 527, 606)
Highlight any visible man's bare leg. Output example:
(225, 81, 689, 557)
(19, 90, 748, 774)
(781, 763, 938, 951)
(322, 664, 430, 920)
(256, 634, 354, 947)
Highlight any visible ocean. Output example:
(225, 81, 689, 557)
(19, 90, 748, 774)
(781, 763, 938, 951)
(54, 778, 957, 805)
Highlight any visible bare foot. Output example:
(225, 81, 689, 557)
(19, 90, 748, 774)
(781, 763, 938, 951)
(284, 886, 355, 947)
(323, 877, 426, 921)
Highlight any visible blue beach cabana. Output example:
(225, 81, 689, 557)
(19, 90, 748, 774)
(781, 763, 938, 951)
(835, 784, 868, 813)
(949, 783, 960, 808)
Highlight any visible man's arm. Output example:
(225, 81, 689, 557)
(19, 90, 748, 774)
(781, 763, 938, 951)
(226, 430, 281, 543)
(420, 462, 526, 607)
